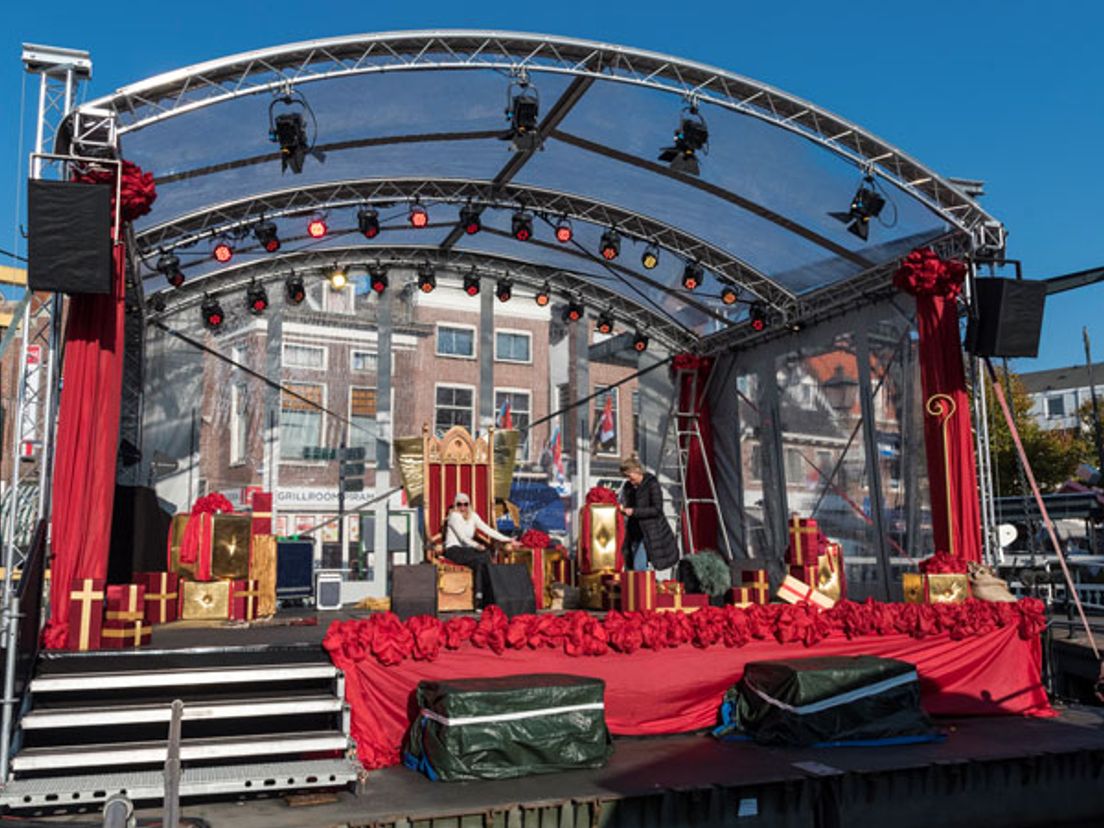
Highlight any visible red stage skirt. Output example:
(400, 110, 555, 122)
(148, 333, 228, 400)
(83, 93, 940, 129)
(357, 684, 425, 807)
(329, 620, 1050, 769)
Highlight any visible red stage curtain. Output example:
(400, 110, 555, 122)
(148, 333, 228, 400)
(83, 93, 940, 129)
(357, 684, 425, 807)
(894, 249, 981, 562)
(42, 243, 127, 648)
(673, 354, 717, 553)
(330, 622, 1049, 770)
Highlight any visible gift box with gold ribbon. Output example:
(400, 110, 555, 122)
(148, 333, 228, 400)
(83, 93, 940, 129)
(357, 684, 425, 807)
(655, 591, 708, 613)
(504, 547, 548, 610)
(657, 580, 684, 596)
(249, 534, 277, 618)
(578, 499, 624, 574)
(106, 584, 145, 622)
(551, 554, 576, 588)
(786, 516, 826, 566)
(249, 490, 273, 539)
(579, 571, 620, 610)
(777, 574, 835, 610)
(619, 570, 656, 611)
(137, 572, 179, 625)
(229, 578, 261, 621)
(740, 569, 770, 604)
(101, 619, 151, 648)
(902, 572, 970, 604)
(168, 512, 252, 581)
(66, 578, 105, 651)
(180, 579, 231, 621)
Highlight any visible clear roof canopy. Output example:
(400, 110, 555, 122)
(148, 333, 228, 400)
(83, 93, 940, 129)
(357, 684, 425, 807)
(84, 31, 1000, 348)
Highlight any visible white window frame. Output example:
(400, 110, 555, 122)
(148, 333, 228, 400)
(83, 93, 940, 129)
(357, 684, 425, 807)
(435, 323, 478, 360)
(494, 387, 532, 459)
(1045, 394, 1066, 419)
(280, 382, 327, 464)
(229, 382, 248, 466)
(349, 348, 379, 373)
(493, 328, 533, 365)
(282, 342, 328, 371)
(347, 384, 379, 464)
(434, 382, 476, 434)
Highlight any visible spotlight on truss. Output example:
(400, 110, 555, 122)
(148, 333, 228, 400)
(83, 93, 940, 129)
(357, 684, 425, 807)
(463, 271, 481, 297)
(409, 203, 429, 229)
(595, 310, 615, 335)
(496, 278, 513, 303)
(369, 266, 388, 295)
(358, 207, 380, 239)
(459, 204, 482, 235)
(306, 216, 327, 239)
(285, 273, 306, 305)
(329, 265, 348, 291)
(268, 90, 326, 174)
(212, 240, 233, 263)
(418, 263, 437, 293)
(829, 175, 886, 241)
(562, 299, 584, 323)
(201, 295, 224, 330)
(254, 220, 280, 253)
(599, 229, 620, 261)
(157, 251, 184, 288)
(632, 331, 649, 352)
(749, 301, 768, 332)
(554, 218, 573, 244)
(511, 211, 533, 242)
(501, 77, 540, 151)
(682, 262, 704, 291)
(534, 283, 551, 306)
(246, 281, 269, 315)
(641, 243, 660, 270)
(721, 287, 738, 305)
(658, 106, 709, 176)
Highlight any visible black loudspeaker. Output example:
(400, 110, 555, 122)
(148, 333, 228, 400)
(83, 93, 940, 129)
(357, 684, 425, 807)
(966, 278, 1047, 358)
(276, 540, 315, 600)
(27, 180, 113, 295)
(391, 565, 438, 620)
(485, 564, 537, 617)
(107, 485, 173, 584)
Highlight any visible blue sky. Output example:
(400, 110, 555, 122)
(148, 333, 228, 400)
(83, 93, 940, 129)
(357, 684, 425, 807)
(3, 0, 1102, 371)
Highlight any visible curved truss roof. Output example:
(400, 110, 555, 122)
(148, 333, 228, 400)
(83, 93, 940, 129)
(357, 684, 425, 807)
(82, 30, 1004, 349)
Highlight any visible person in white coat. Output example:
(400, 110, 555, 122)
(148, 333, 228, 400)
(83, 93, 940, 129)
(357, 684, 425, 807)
(443, 492, 517, 606)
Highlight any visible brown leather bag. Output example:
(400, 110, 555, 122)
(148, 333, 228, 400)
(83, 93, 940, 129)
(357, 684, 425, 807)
(967, 562, 1016, 603)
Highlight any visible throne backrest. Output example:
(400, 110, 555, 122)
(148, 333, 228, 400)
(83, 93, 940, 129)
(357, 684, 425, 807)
(422, 424, 495, 545)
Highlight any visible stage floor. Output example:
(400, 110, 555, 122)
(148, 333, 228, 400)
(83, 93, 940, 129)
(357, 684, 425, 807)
(41, 706, 1104, 828)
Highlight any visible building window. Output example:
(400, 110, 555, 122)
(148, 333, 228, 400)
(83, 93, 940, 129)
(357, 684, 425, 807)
(749, 443, 762, 481)
(350, 349, 378, 373)
(283, 343, 326, 370)
(230, 383, 248, 465)
(348, 386, 378, 454)
(435, 385, 474, 434)
(495, 389, 531, 457)
(281, 383, 324, 460)
(1046, 395, 1066, 418)
(495, 330, 531, 363)
(592, 388, 619, 455)
(784, 447, 805, 484)
(814, 449, 833, 476)
(436, 325, 476, 359)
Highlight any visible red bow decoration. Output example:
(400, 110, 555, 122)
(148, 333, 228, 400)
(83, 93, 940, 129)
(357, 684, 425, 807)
(518, 529, 551, 549)
(72, 159, 157, 224)
(178, 492, 236, 574)
(893, 247, 967, 300)
(918, 551, 968, 574)
(585, 486, 619, 505)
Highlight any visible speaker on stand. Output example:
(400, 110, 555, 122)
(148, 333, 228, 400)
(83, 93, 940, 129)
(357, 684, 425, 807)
(965, 266, 1047, 359)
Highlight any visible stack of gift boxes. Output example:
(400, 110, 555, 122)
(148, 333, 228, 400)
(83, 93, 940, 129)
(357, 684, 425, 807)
(64, 492, 275, 651)
(776, 516, 845, 610)
(902, 552, 970, 604)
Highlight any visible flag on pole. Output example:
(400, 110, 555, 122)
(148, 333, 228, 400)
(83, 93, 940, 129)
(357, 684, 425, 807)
(598, 393, 616, 446)
(550, 422, 570, 495)
(497, 398, 513, 429)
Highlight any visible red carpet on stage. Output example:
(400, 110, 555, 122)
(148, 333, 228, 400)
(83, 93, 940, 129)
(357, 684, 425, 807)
(325, 602, 1052, 769)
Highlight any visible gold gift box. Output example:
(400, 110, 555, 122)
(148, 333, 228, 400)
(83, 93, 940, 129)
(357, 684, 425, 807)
(504, 547, 566, 608)
(580, 571, 620, 610)
(902, 572, 969, 604)
(586, 504, 620, 572)
(180, 580, 231, 620)
(250, 534, 278, 618)
(169, 513, 252, 581)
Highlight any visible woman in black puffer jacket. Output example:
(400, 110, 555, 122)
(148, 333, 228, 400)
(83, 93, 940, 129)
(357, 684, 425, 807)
(618, 456, 680, 571)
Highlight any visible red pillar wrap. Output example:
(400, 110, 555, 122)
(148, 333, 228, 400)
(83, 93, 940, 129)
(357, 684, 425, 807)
(894, 249, 981, 563)
(672, 354, 717, 553)
(43, 244, 127, 648)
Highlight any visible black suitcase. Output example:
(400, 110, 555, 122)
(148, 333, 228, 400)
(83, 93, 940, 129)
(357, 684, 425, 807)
(391, 564, 438, 620)
(485, 564, 537, 617)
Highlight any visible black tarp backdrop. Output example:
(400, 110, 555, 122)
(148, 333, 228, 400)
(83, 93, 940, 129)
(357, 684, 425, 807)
(107, 484, 172, 583)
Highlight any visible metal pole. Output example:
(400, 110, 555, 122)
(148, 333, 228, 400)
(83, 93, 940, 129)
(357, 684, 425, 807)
(0, 596, 21, 782)
(856, 321, 893, 600)
(162, 699, 183, 828)
(337, 439, 346, 571)
(1082, 327, 1104, 473)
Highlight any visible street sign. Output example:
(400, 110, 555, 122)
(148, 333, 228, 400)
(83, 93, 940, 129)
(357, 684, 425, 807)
(339, 446, 366, 461)
(342, 478, 365, 493)
(341, 462, 366, 478)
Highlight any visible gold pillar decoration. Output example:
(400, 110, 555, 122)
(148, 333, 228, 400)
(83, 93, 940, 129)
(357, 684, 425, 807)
(925, 392, 957, 557)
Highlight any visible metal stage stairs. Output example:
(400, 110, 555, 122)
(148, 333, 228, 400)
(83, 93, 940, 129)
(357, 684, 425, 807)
(0, 649, 360, 811)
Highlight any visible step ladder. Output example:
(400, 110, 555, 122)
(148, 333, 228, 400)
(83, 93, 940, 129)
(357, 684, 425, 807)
(662, 365, 734, 562)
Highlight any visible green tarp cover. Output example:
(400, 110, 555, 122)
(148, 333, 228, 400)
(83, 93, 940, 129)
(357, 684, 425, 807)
(716, 655, 936, 747)
(404, 673, 612, 781)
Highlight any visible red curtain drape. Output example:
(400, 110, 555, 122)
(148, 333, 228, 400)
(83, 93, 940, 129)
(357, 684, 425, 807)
(673, 354, 717, 553)
(894, 249, 982, 563)
(42, 243, 127, 648)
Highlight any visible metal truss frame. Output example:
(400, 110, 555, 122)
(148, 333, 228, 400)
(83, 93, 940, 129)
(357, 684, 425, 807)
(148, 245, 693, 351)
(134, 177, 797, 313)
(85, 30, 997, 237)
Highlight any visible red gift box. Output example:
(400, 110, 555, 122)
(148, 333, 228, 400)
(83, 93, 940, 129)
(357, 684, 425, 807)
(249, 490, 273, 544)
(657, 580, 684, 596)
(551, 555, 576, 588)
(788, 564, 819, 588)
(230, 579, 261, 621)
(740, 569, 770, 604)
(137, 572, 180, 625)
(619, 570, 656, 612)
(101, 619, 151, 648)
(777, 574, 835, 610)
(726, 586, 752, 606)
(106, 584, 145, 622)
(786, 516, 829, 566)
(66, 578, 105, 651)
(655, 591, 708, 613)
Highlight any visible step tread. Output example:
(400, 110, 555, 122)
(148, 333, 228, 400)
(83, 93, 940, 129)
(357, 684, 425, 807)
(21, 694, 343, 728)
(30, 662, 338, 692)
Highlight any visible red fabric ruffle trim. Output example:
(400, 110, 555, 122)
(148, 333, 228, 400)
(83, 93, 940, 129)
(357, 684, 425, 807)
(893, 247, 967, 300)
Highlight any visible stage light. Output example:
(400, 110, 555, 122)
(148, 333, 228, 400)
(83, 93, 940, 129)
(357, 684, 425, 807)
(658, 107, 709, 176)
(246, 281, 269, 315)
(595, 310, 615, 335)
(212, 241, 233, 263)
(599, 229, 621, 261)
(254, 220, 280, 253)
(511, 211, 533, 242)
(534, 283, 551, 306)
(749, 301, 767, 332)
(721, 287, 738, 305)
(459, 204, 482, 235)
(329, 266, 348, 291)
(307, 217, 328, 239)
(554, 218, 573, 244)
(682, 262, 704, 291)
(369, 266, 388, 295)
(409, 204, 429, 228)
(503, 81, 540, 151)
(641, 243, 660, 270)
(562, 299, 584, 323)
(357, 207, 380, 239)
(285, 273, 306, 305)
(632, 331, 649, 352)
(201, 295, 224, 330)
(495, 278, 513, 303)
(271, 111, 309, 174)
(148, 294, 166, 314)
(829, 176, 886, 241)
(156, 251, 185, 288)
(463, 272, 481, 297)
(418, 264, 436, 293)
